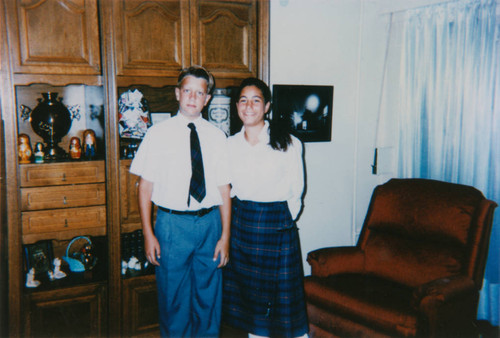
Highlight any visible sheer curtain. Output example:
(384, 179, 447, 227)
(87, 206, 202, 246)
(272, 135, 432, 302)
(377, 0, 500, 325)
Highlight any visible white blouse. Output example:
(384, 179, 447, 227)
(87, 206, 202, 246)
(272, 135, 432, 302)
(228, 121, 304, 220)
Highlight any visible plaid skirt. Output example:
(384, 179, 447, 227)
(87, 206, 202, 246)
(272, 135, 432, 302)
(222, 198, 309, 337)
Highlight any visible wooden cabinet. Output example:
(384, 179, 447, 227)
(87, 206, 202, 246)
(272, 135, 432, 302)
(0, 0, 268, 336)
(24, 283, 107, 337)
(5, 0, 101, 76)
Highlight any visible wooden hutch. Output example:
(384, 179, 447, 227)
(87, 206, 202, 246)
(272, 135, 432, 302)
(0, 0, 269, 336)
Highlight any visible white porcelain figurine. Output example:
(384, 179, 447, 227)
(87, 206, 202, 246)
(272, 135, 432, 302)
(26, 268, 40, 288)
(53, 257, 67, 279)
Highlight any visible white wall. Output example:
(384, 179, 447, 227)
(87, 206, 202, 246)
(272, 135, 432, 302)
(270, 0, 363, 273)
(270, 0, 452, 273)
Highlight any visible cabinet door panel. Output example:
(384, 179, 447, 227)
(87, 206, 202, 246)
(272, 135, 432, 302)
(7, 0, 101, 75)
(25, 283, 107, 337)
(191, 0, 257, 79)
(114, 0, 190, 77)
(119, 160, 141, 229)
(122, 275, 159, 336)
(21, 183, 106, 210)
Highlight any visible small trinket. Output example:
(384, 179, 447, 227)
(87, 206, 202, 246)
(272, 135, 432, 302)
(18, 134, 33, 164)
(69, 137, 82, 160)
(83, 129, 97, 160)
(34, 142, 45, 163)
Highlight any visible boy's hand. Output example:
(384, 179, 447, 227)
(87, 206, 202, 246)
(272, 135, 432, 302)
(144, 233, 161, 266)
(213, 237, 229, 268)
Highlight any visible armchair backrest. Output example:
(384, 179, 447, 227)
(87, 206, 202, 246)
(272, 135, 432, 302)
(358, 178, 496, 288)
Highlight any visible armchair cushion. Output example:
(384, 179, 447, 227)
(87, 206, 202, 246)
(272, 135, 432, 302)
(305, 274, 418, 337)
(364, 232, 463, 287)
(366, 179, 483, 247)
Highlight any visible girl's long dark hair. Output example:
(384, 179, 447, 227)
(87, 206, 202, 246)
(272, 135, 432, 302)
(236, 78, 292, 151)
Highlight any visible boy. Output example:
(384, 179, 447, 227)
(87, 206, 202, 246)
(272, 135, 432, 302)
(130, 66, 231, 337)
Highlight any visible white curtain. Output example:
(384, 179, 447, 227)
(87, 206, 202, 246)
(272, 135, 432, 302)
(377, 0, 500, 325)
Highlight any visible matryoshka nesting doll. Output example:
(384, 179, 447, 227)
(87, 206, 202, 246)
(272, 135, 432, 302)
(83, 129, 97, 160)
(69, 137, 82, 160)
(34, 142, 45, 163)
(18, 134, 32, 164)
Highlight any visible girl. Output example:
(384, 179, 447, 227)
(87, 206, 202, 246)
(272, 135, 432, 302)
(223, 78, 308, 338)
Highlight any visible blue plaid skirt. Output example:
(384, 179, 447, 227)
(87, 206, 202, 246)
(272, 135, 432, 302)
(222, 198, 309, 337)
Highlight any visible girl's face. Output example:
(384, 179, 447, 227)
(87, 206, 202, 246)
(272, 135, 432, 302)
(236, 85, 270, 128)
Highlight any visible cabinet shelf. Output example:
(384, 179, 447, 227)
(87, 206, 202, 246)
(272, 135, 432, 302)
(23, 235, 107, 293)
(24, 267, 107, 294)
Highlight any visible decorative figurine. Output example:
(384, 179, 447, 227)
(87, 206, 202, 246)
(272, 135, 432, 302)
(25, 268, 40, 288)
(47, 270, 55, 281)
(69, 136, 82, 160)
(34, 142, 45, 163)
(128, 256, 139, 270)
(121, 260, 128, 275)
(53, 258, 66, 279)
(83, 129, 96, 160)
(18, 134, 33, 164)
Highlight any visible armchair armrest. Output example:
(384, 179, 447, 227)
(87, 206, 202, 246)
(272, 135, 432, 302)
(412, 275, 478, 337)
(307, 246, 365, 277)
(412, 275, 476, 307)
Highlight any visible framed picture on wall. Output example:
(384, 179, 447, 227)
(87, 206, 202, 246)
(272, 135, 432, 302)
(272, 84, 334, 142)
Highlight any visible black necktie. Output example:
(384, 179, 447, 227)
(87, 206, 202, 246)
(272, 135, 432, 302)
(187, 123, 206, 206)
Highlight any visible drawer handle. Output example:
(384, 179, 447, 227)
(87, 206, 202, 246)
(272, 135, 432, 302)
(62, 173, 66, 182)
(63, 196, 67, 205)
(64, 219, 68, 227)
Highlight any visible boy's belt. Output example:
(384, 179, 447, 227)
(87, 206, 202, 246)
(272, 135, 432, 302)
(158, 206, 216, 217)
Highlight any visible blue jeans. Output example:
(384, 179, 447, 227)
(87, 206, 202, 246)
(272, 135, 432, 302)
(154, 208, 222, 338)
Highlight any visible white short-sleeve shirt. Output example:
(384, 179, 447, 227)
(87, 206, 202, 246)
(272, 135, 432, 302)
(130, 113, 229, 211)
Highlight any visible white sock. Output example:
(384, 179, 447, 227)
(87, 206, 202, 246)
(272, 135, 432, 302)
(248, 333, 308, 338)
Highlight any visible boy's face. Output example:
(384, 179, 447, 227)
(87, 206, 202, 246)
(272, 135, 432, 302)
(175, 75, 211, 120)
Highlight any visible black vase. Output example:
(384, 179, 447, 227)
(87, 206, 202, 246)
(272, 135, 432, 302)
(31, 92, 72, 160)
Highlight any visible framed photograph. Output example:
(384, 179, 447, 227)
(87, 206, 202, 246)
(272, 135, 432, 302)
(150, 112, 172, 125)
(24, 240, 54, 275)
(272, 84, 334, 142)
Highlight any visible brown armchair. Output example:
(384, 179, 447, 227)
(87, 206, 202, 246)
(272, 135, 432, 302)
(305, 178, 497, 337)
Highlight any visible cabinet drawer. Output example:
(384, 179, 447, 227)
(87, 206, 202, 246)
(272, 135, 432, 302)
(21, 183, 106, 211)
(20, 161, 105, 187)
(22, 206, 106, 236)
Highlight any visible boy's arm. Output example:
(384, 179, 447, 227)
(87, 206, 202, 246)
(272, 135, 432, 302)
(138, 177, 161, 266)
(214, 184, 231, 268)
